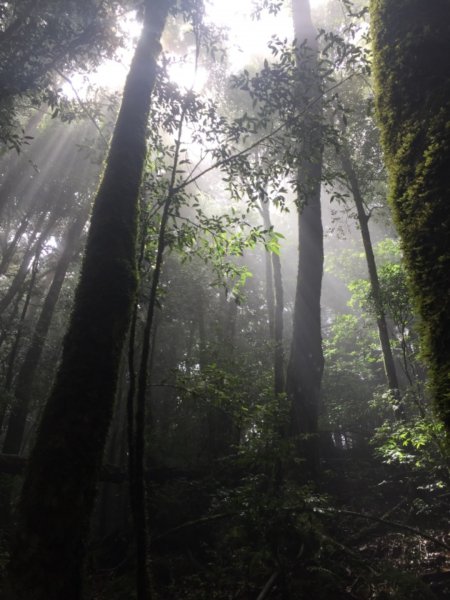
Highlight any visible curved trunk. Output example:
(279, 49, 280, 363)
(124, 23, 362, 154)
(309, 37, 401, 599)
(371, 0, 450, 428)
(7, 2, 170, 599)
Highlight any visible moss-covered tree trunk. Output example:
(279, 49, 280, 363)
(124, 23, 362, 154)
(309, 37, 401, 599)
(370, 0, 450, 428)
(7, 2, 170, 599)
(286, 0, 324, 477)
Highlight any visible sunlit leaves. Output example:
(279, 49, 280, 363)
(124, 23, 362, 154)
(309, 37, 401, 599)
(374, 417, 447, 478)
(0, 0, 128, 147)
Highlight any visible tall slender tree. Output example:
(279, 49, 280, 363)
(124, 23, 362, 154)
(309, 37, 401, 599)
(339, 144, 401, 408)
(286, 0, 324, 476)
(7, 2, 171, 599)
(370, 0, 450, 428)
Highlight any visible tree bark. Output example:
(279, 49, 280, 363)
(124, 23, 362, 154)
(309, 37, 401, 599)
(371, 0, 450, 428)
(3, 249, 40, 393)
(261, 198, 275, 340)
(272, 249, 284, 396)
(0, 208, 32, 276)
(7, 2, 170, 599)
(286, 0, 324, 477)
(128, 95, 190, 600)
(259, 196, 285, 395)
(0, 209, 57, 316)
(197, 291, 207, 370)
(3, 208, 88, 455)
(339, 145, 401, 408)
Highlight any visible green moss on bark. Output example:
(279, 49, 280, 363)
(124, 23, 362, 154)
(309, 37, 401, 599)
(371, 0, 450, 426)
(7, 2, 171, 599)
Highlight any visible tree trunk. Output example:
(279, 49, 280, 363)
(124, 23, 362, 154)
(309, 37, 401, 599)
(197, 291, 207, 370)
(0, 208, 32, 276)
(261, 199, 275, 340)
(129, 199, 171, 600)
(371, 0, 450, 428)
(339, 145, 401, 409)
(3, 250, 40, 393)
(0, 286, 26, 360)
(259, 196, 285, 395)
(3, 208, 88, 456)
(128, 94, 191, 600)
(286, 0, 324, 477)
(7, 2, 170, 599)
(0, 210, 57, 316)
(0, 250, 41, 531)
(272, 249, 284, 396)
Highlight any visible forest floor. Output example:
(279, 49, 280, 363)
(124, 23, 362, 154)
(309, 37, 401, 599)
(1, 449, 450, 599)
(318, 450, 450, 599)
(85, 447, 450, 599)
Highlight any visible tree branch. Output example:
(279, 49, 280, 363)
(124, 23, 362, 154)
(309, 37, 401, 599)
(318, 507, 450, 552)
(55, 69, 109, 148)
(152, 512, 234, 542)
(256, 571, 280, 600)
(175, 74, 356, 193)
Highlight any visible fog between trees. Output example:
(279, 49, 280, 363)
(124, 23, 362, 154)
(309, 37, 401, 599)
(0, 1, 450, 598)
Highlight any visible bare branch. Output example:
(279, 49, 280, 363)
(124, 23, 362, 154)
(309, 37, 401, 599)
(55, 69, 109, 148)
(175, 74, 356, 193)
(318, 507, 450, 552)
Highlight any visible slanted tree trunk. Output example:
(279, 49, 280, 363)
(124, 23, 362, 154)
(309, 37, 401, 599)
(2, 250, 40, 393)
(0, 248, 41, 531)
(0, 286, 26, 362)
(7, 2, 170, 599)
(3, 208, 88, 456)
(371, 0, 450, 428)
(339, 145, 401, 410)
(0, 207, 32, 276)
(0, 209, 58, 316)
(286, 0, 324, 477)
(0, 154, 29, 219)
